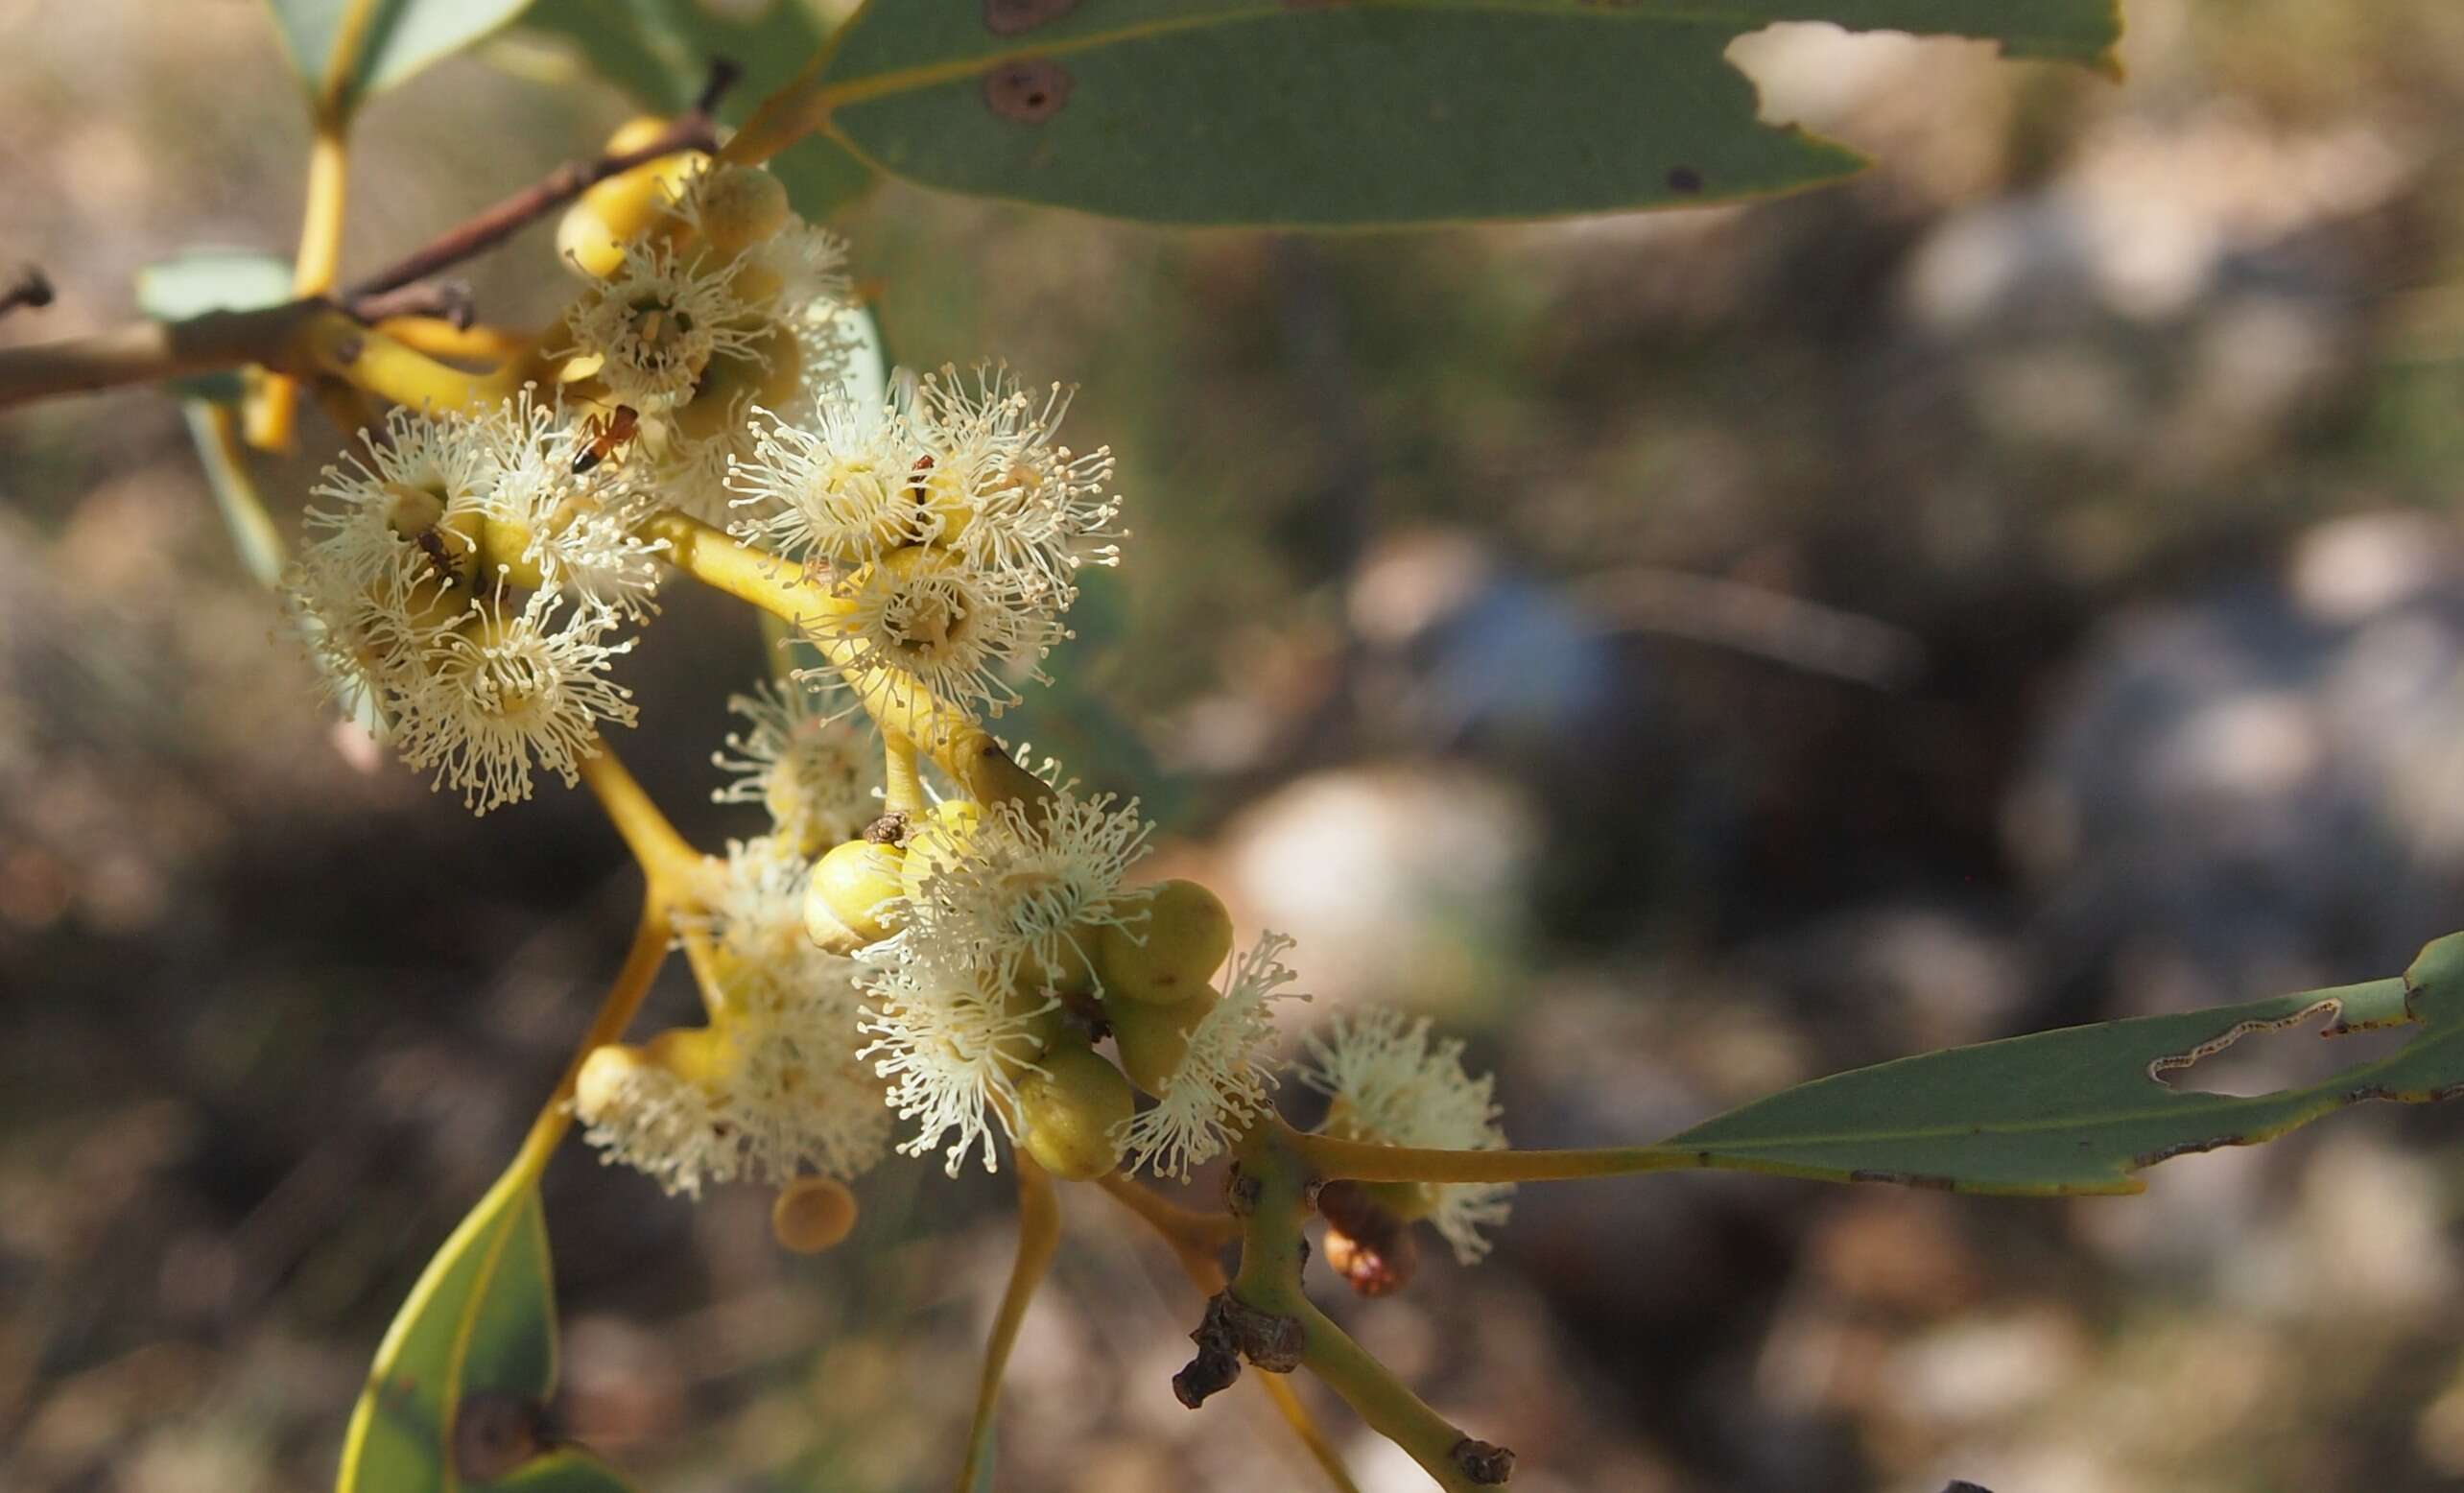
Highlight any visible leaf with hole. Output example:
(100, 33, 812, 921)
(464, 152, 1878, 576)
(517, 0, 876, 221)
(337, 1181, 631, 1493)
(753, 0, 2120, 226)
(263, 0, 537, 116)
(1664, 933, 2464, 1196)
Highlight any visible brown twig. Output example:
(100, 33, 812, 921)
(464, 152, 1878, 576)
(1, 265, 55, 319)
(344, 279, 474, 328)
(341, 59, 740, 305)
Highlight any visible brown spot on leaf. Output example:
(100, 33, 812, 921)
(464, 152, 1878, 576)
(1849, 1169, 1956, 1191)
(1666, 165, 1704, 194)
(983, 58, 1073, 124)
(983, 0, 1076, 36)
(452, 1391, 545, 1482)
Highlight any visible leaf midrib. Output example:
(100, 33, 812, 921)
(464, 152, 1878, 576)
(1674, 1024, 2454, 1153)
(817, 0, 2106, 112)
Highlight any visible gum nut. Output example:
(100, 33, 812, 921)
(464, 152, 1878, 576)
(1095, 880, 1233, 1006)
(1015, 1044, 1134, 1181)
(573, 1044, 644, 1123)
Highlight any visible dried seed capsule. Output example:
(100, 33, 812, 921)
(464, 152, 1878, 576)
(771, 1175, 860, 1253)
(1095, 879, 1233, 1006)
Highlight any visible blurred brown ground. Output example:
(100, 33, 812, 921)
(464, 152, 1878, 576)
(6, 2, 2464, 1490)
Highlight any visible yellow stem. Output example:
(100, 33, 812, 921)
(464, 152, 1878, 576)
(883, 730, 925, 816)
(640, 513, 1053, 808)
(578, 740, 704, 893)
(251, 120, 352, 451)
(295, 310, 526, 412)
(374, 317, 542, 367)
(956, 1155, 1059, 1493)
(1255, 1374, 1365, 1493)
(1231, 1126, 1491, 1493)
(1094, 1174, 1362, 1493)
(1288, 1123, 1698, 1186)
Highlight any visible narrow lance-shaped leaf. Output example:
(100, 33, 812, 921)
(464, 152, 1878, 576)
(264, 0, 538, 117)
(338, 1181, 632, 1492)
(1665, 933, 2464, 1197)
(775, 0, 2121, 227)
(136, 249, 296, 405)
(517, 0, 876, 221)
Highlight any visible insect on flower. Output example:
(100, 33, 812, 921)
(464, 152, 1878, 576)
(572, 404, 642, 475)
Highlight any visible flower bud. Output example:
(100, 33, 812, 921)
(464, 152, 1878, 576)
(811, 839, 905, 945)
(694, 165, 793, 257)
(1013, 1041, 1134, 1180)
(770, 1175, 860, 1253)
(1095, 880, 1233, 1006)
(1107, 986, 1217, 1099)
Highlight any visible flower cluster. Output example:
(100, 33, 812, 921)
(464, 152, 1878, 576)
(1300, 1009, 1515, 1263)
(280, 394, 657, 812)
(725, 364, 1122, 720)
(274, 152, 1516, 1273)
(562, 162, 862, 521)
(578, 835, 892, 1196)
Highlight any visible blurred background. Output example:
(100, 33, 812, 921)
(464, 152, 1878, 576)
(6, 1, 2464, 1489)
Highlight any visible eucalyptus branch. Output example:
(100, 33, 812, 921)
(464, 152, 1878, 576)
(1288, 1124, 1701, 1187)
(341, 59, 739, 306)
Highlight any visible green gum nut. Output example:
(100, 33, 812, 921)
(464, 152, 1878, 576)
(812, 839, 905, 945)
(1094, 880, 1233, 1006)
(1014, 1041, 1134, 1181)
(1107, 986, 1217, 1099)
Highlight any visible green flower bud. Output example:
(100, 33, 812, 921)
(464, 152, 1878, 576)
(1095, 879, 1233, 1006)
(1014, 1041, 1134, 1180)
(1107, 986, 1216, 1099)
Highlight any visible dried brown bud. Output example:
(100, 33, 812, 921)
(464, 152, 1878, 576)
(1451, 1437, 1517, 1485)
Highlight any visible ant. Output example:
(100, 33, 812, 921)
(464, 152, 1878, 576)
(572, 405, 640, 475)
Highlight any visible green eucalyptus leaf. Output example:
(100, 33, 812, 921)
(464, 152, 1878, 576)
(136, 249, 296, 404)
(265, 0, 538, 115)
(794, 0, 2121, 226)
(338, 1182, 629, 1493)
(1667, 934, 2464, 1196)
(517, 0, 877, 221)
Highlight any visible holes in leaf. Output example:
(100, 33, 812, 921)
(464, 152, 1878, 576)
(983, 59, 1073, 123)
(983, 0, 1076, 36)
(2150, 998, 2412, 1098)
